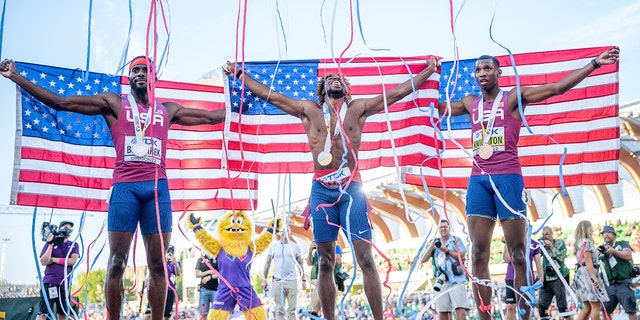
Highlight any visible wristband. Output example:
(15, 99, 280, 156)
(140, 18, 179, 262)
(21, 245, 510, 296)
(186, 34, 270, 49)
(47, 241, 53, 245)
(193, 225, 203, 232)
(58, 258, 66, 266)
(236, 69, 243, 78)
(266, 227, 274, 234)
(591, 59, 600, 69)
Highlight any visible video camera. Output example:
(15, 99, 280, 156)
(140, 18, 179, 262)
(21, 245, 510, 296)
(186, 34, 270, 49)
(41, 222, 72, 245)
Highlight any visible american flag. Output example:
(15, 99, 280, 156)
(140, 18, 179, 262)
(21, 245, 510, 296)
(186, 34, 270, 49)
(224, 55, 441, 173)
(11, 62, 258, 212)
(402, 46, 620, 188)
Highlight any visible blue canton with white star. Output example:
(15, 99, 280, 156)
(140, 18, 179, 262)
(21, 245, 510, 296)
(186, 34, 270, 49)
(229, 61, 319, 115)
(438, 59, 480, 130)
(16, 62, 118, 146)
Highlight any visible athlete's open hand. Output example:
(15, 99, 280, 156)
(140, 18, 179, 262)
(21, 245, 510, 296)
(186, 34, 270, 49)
(595, 46, 620, 67)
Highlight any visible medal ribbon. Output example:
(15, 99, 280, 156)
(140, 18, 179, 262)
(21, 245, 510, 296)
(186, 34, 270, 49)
(478, 90, 504, 147)
(127, 94, 154, 145)
(322, 101, 348, 155)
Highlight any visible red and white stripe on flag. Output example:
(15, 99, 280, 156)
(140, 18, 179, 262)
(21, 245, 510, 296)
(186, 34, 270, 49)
(224, 55, 442, 173)
(403, 46, 620, 189)
(13, 75, 257, 212)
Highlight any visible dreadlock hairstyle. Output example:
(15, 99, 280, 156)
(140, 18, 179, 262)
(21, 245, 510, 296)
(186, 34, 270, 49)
(316, 73, 352, 106)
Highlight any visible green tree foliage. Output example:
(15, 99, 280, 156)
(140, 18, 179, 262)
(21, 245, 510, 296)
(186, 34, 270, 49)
(72, 269, 141, 306)
(252, 274, 264, 294)
(72, 269, 106, 305)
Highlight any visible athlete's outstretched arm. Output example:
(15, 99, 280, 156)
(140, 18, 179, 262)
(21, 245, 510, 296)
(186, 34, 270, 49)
(0, 59, 120, 118)
(515, 46, 619, 109)
(224, 61, 316, 119)
(165, 102, 226, 126)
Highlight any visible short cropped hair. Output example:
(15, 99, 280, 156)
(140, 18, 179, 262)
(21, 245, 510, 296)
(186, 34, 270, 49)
(477, 55, 500, 68)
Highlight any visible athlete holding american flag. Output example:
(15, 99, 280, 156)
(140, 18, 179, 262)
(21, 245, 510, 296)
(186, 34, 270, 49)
(438, 46, 620, 320)
(225, 56, 436, 320)
(0, 56, 226, 320)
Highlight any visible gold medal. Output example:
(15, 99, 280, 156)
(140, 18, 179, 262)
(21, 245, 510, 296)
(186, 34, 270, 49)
(478, 144, 493, 160)
(317, 151, 332, 166)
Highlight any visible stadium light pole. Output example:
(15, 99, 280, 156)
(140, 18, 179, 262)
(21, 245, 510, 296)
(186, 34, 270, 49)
(0, 238, 9, 284)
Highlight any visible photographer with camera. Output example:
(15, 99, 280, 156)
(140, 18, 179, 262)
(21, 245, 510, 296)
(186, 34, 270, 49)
(599, 225, 637, 319)
(37, 220, 79, 320)
(420, 220, 469, 320)
(537, 226, 571, 320)
(503, 238, 543, 320)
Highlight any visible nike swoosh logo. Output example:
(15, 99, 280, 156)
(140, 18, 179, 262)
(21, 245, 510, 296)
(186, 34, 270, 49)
(358, 230, 367, 234)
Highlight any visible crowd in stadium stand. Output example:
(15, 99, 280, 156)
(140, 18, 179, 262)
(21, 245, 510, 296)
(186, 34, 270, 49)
(2, 220, 639, 319)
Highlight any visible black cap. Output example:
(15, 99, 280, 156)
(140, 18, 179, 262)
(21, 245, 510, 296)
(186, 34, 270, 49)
(59, 220, 74, 228)
(168, 245, 175, 253)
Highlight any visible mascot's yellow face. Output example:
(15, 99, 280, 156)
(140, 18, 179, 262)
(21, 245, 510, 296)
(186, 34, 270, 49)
(218, 211, 253, 241)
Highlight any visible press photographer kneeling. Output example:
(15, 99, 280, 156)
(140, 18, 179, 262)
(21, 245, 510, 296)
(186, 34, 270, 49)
(420, 220, 469, 320)
(599, 225, 638, 319)
(38, 220, 80, 320)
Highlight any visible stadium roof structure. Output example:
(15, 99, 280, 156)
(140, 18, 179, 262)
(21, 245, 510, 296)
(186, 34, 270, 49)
(251, 99, 640, 249)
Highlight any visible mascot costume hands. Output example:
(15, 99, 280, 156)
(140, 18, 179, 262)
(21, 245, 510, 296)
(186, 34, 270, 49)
(188, 211, 281, 320)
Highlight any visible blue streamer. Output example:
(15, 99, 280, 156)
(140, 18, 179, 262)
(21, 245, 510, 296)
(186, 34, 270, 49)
(115, 0, 135, 75)
(486, 12, 571, 315)
(275, 0, 289, 54)
(416, 102, 446, 214)
(155, 0, 171, 74)
(32, 208, 57, 320)
(83, 0, 94, 83)
(0, 0, 7, 59)
(531, 192, 562, 235)
(515, 225, 539, 316)
(487, 7, 568, 196)
(339, 191, 355, 320)
(354, 0, 389, 52)
(319, 0, 329, 48)
(299, 308, 325, 320)
(395, 227, 435, 318)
